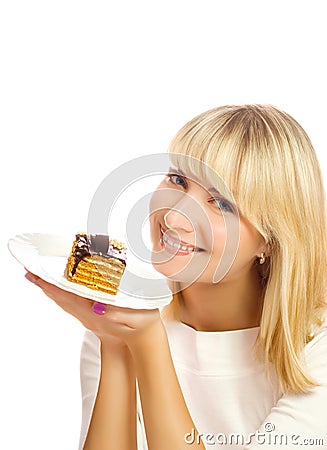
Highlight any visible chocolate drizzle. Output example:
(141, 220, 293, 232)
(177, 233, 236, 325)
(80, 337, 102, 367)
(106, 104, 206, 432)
(71, 234, 90, 276)
(71, 233, 127, 276)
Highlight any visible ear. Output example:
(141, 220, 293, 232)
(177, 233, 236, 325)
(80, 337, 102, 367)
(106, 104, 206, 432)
(256, 241, 271, 259)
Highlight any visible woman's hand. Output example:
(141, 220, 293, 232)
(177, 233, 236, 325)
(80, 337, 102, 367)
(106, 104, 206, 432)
(25, 270, 141, 450)
(24, 271, 163, 349)
(25, 271, 205, 449)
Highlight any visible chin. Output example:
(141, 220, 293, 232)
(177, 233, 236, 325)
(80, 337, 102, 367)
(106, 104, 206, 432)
(151, 256, 187, 278)
(151, 254, 208, 284)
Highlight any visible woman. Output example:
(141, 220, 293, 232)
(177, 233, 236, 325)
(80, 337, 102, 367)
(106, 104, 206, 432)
(26, 104, 327, 449)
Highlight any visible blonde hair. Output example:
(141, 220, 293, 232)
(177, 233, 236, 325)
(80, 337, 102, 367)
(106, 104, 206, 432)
(163, 104, 327, 394)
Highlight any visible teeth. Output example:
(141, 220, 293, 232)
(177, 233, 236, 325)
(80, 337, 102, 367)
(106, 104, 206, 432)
(162, 233, 195, 252)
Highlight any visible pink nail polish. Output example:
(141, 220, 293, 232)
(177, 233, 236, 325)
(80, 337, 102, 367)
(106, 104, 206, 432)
(92, 302, 107, 315)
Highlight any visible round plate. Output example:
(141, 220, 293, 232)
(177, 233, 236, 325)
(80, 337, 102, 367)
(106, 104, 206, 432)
(8, 233, 172, 309)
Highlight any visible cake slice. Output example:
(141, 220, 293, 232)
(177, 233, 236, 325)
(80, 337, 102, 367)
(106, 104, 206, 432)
(65, 233, 127, 295)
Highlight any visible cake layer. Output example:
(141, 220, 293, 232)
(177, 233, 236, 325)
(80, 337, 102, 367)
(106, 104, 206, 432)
(65, 233, 127, 295)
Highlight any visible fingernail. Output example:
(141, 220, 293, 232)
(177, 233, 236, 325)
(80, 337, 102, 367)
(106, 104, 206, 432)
(25, 272, 38, 283)
(92, 302, 107, 315)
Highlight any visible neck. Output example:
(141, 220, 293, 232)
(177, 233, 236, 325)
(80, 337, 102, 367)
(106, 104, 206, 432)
(178, 266, 263, 332)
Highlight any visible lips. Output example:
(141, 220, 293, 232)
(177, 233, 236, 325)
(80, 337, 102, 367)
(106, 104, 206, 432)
(160, 227, 203, 255)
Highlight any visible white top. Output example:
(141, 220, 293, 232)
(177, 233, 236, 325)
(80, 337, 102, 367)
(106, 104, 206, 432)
(79, 319, 327, 449)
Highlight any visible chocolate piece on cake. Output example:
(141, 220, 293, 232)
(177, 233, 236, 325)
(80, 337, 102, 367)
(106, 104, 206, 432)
(65, 233, 127, 295)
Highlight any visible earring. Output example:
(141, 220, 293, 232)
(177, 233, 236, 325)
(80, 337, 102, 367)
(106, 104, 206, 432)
(259, 252, 266, 265)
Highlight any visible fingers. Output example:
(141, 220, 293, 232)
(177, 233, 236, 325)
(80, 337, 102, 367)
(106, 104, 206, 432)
(25, 271, 40, 284)
(25, 271, 57, 293)
(102, 305, 160, 331)
(24, 271, 128, 339)
(24, 270, 161, 342)
(92, 302, 107, 315)
(24, 270, 91, 311)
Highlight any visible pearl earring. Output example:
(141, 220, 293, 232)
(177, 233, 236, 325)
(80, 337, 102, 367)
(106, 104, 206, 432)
(259, 252, 266, 265)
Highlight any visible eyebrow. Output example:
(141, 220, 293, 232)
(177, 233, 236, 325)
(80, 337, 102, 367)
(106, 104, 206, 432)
(208, 187, 223, 197)
(169, 167, 225, 197)
(168, 166, 186, 176)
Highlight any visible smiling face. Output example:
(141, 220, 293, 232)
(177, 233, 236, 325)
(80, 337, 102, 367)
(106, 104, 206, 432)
(149, 168, 266, 287)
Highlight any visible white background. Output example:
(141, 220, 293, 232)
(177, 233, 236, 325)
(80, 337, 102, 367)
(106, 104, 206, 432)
(1, 1, 326, 449)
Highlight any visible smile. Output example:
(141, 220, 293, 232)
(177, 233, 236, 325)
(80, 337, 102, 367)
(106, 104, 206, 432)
(160, 228, 203, 255)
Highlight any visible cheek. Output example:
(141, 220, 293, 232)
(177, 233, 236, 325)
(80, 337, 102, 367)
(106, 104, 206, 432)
(209, 210, 241, 256)
(149, 183, 163, 213)
(149, 185, 166, 240)
(193, 217, 229, 283)
(148, 212, 162, 252)
(203, 214, 242, 282)
(233, 221, 264, 266)
(148, 211, 156, 234)
(210, 220, 228, 255)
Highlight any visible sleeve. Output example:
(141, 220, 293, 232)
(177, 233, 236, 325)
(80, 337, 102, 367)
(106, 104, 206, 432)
(78, 330, 101, 450)
(78, 330, 148, 450)
(245, 329, 327, 449)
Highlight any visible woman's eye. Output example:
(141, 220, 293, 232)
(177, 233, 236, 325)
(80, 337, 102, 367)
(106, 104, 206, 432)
(211, 197, 235, 213)
(167, 173, 188, 188)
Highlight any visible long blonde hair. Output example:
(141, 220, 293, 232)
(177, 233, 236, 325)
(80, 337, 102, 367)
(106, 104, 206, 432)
(163, 104, 327, 394)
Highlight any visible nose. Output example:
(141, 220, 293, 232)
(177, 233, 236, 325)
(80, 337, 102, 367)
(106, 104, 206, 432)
(163, 196, 195, 232)
(164, 209, 194, 232)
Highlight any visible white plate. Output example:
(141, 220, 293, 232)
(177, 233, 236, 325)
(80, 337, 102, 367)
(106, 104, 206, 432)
(8, 233, 172, 309)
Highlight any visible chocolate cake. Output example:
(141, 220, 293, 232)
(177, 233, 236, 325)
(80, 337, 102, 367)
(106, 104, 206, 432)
(65, 233, 127, 295)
